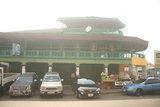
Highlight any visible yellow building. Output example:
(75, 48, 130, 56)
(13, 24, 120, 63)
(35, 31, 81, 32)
(154, 50, 160, 68)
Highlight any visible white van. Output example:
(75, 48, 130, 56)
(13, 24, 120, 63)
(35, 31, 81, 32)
(40, 72, 63, 97)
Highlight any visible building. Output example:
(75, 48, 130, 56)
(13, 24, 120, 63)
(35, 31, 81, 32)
(146, 50, 160, 77)
(154, 50, 160, 69)
(0, 17, 148, 84)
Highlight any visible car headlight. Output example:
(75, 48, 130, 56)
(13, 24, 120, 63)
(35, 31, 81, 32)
(9, 86, 14, 91)
(26, 85, 31, 90)
(123, 82, 127, 86)
(96, 88, 101, 92)
(128, 87, 135, 90)
(57, 86, 63, 90)
(40, 86, 46, 90)
(78, 88, 84, 92)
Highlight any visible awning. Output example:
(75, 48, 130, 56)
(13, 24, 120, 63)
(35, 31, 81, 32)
(131, 58, 148, 66)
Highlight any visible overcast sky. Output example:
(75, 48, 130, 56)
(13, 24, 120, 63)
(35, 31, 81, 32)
(0, 0, 160, 63)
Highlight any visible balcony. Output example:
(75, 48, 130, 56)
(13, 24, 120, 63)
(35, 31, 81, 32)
(63, 28, 123, 35)
(0, 49, 145, 59)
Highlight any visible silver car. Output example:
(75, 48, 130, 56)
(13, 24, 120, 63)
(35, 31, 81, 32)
(40, 72, 63, 97)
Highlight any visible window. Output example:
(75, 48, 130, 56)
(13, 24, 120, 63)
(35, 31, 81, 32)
(78, 79, 95, 85)
(156, 53, 160, 58)
(146, 79, 160, 84)
(44, 76, 60, 82)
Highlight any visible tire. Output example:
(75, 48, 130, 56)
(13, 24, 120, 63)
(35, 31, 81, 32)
(40, 94, 44, 98)
(10, 95, 15, 98)
(76, 91, 82, 99)
(78, 93, 81, 98)
(9, 95, 14, 98)
(96, 94, 101, 99)
(75, 91, 78, 98)
(59, 93, 63, 98)
(136, 89, 143, 96)
(0, 88, 4, 96)
(29, 91, 33, 97)
(75, 91, 81, 98)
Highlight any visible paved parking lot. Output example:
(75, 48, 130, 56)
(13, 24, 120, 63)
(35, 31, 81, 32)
(1, 87, 160, 107)
(0, 86, 160, 101)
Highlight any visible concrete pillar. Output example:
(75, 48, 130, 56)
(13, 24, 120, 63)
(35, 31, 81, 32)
(129, 65, 138, 81)
(22, 64, 26, 73)
(141, 66, 147, 78)
(76, 66, 79, 77)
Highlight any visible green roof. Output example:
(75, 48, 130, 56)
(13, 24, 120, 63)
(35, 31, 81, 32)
(58, 16, 125, 29)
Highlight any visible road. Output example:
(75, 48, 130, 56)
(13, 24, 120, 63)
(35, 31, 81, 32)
(0, 99, 160, 107)
(0, 92, 160, 107)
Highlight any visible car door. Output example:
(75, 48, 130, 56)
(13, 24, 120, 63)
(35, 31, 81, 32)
(156, 79, 160, 91)
(144, 79, 159, 92)
(143, 79, 156, 92)
(151, 79, 160, 91)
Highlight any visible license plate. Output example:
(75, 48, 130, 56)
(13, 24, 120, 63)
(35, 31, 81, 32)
(48, 92, 55, 94)
(15, 91, 23, 95)
(123, 89, 126, 92)
(88, 94, 93, 97)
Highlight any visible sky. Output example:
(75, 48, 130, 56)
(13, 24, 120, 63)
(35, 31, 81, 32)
(0, 0, 160, 64)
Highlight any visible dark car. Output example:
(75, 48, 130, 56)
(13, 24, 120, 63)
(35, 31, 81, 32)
(9, 72, 38, 97)
(72, 78, 100, 98)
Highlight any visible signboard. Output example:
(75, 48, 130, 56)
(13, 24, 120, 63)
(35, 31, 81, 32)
(131, 58, 147, 66)
(12, 43, 20, 56)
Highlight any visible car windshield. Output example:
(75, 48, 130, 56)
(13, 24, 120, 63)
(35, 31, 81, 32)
(78, 79, 95, 85)
(135, 79, 146, 84)
(16, 76, 33, 82)
(43, 76, 60, 82)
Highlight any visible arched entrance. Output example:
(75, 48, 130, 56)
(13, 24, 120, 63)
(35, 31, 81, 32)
(52, 63, 76, 85)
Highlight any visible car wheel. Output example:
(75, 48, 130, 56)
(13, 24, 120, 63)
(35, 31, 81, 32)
(59, 93, 63, 98)
(96, 94, 101, 99)
(29, 91, 33, 97)
(40, 94, 43, 98)
(0, 88, 4, 96)
(75, 91, 78, 98)
(9, 95, 14, 98)
(77, 92, 82, 99)
(136, 89, 143, 96)
(75, 91, 81, 98)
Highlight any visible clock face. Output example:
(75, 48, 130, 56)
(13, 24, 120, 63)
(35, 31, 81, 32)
(85, 26, 92, 32)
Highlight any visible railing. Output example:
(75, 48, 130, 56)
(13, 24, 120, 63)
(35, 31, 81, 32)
(63, 28, 123, 35)
(0, 49, 145, 59)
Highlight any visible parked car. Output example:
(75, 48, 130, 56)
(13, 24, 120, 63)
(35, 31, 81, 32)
(0, 64, 21, 96)
(72, 78, 100, 98)
(40, 72, 63, 97)
(122, 77, 160, 96)
(9, 72, 38, 97)
(115, 79, 133, 87)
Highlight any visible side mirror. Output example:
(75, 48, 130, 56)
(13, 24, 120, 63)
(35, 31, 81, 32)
(40, 79, 43, 82)
(73, 81, 77, 84)
(61, 79, 64, 82)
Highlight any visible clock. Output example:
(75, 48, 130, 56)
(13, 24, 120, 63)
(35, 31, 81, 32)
(85, 26, 92, 32)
